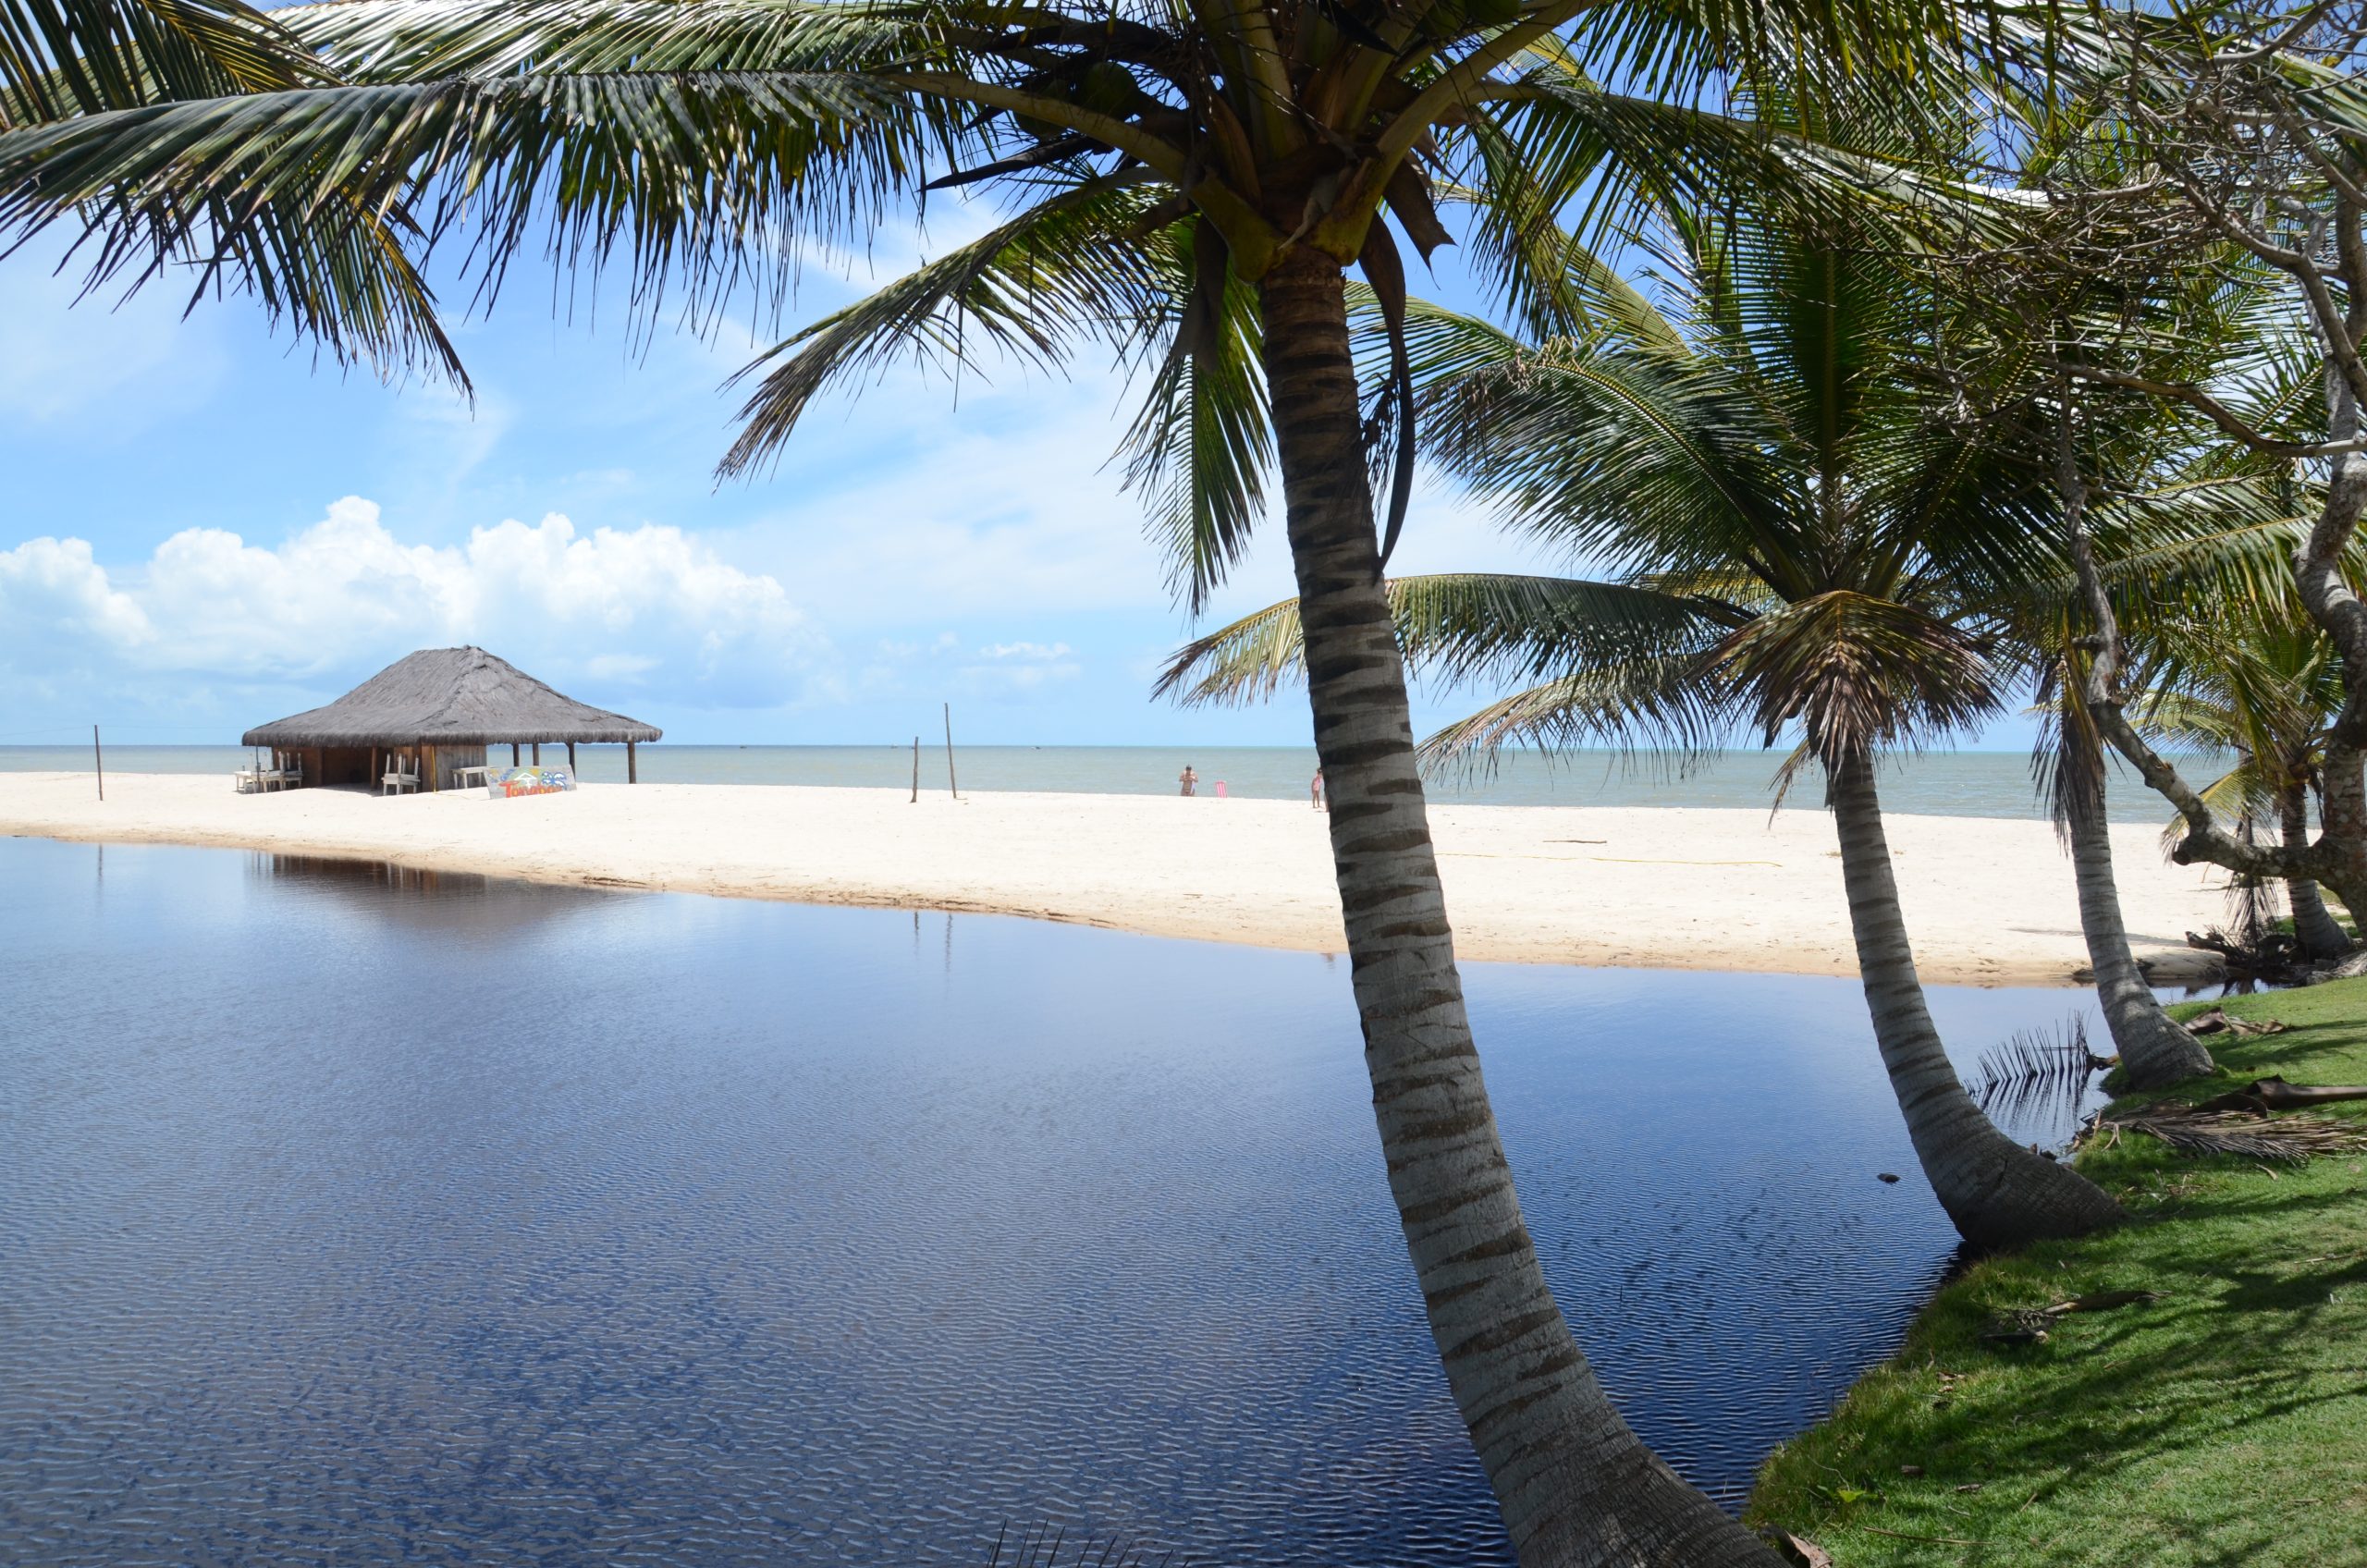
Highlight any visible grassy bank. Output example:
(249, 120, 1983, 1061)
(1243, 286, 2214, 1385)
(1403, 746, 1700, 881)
(1747, 979, 2367, 1565)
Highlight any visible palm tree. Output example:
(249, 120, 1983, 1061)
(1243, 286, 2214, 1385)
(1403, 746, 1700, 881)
(2035, 672, 2218, 1086)
(2136, 609, 2358, 960)
(6, 2, 1990, 1560)
(1163, 196, 2133, 1249)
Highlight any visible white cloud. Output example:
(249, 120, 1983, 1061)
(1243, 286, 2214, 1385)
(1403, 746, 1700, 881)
(1, 497, 828, 711)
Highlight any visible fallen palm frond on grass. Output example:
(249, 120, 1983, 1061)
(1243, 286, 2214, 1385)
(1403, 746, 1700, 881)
(2089, 1109, 2367, 1164)
(2185, 1007, 2289, 1037)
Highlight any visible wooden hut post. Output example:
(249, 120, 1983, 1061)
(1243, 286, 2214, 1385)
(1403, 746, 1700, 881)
(533, 743, 541, 766)
(426, 744, 438, 791)
(567, 741, 576, 774)
(627, 741, 638, 783)
(512, 741, 521, 766)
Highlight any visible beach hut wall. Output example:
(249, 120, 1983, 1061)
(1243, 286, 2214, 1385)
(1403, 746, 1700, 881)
(242, 647, 662, 753)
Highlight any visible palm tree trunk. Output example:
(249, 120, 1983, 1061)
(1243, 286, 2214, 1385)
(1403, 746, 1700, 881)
(2067, 796, 2214, 1087)
(2319, 742, 2367, 920)
(2282, 784, 2353, 959)
(1826, 750, 2122, 1249)
(1257, 251, 1776, 1568)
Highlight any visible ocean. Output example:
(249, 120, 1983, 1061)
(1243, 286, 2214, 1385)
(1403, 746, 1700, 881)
(0, 743, 2223, 822)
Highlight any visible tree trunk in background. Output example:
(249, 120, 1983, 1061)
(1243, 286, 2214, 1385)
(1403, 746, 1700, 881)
(1826, 751, 2123, 1249)
(2067, 796, 2214, 1087)
(1257, 251, 1778, 1568)
(2283, 785, 2353, 960)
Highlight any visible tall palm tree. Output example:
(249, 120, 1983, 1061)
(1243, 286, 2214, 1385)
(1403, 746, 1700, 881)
(4, 2, 1986, 1561)
(2034, 671, 2218, 1086)
(1163, 196, 2134, 1249)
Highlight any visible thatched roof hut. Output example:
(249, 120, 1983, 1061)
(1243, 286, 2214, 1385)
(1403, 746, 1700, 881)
(243, 646, 659, 790)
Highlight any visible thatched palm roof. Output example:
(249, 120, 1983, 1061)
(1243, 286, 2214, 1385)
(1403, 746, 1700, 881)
(242, 647, 662, 748)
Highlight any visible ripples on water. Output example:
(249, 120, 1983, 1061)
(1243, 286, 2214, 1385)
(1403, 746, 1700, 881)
(1, 839, 2112, 1565)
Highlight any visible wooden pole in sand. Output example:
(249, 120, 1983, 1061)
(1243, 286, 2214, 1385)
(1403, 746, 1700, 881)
(911, 737, 919, 802)
(942, 704, 958, 798)
(92, 725, 103, 802)
(567, 741, 576, 775)
(627, 741, 638, 784)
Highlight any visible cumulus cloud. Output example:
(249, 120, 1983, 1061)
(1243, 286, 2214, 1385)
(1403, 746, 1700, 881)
(1, 497, 828, 712)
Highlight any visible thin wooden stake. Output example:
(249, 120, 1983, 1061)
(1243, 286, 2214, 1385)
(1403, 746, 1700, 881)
(911, 736, 920, 802)
(92, 724, 103, 802)
(942, 704, 958, 798)
(627, 741, 638, 784)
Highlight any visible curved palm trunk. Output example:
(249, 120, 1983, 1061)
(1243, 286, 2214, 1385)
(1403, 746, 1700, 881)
(1827, 751, 2122, 1249)
(2067, 797, 2214, 1086)
(1257, 253, 1776, 1568)
(2282, 785, 2353, 959)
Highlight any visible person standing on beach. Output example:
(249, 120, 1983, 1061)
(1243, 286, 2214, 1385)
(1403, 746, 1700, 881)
(1311, 767, 1326, 811)
(1179, 766, 1197, 797)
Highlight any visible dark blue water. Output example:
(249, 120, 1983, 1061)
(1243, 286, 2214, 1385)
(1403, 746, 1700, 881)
(0, 838, 2109, 1566)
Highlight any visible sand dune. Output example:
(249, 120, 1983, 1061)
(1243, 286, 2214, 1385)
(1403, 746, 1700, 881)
(3, 770, 2234, 985)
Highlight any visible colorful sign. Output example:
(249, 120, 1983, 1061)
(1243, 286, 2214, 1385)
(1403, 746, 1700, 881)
(487, 766, 574, 799)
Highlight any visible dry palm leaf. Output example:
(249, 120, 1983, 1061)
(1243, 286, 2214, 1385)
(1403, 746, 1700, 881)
(2185, 1008, 2289, 1037)
(2097, 1109, 2367, 1163)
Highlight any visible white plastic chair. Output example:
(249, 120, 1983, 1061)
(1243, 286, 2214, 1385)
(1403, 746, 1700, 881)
(382, 758, 420, 796)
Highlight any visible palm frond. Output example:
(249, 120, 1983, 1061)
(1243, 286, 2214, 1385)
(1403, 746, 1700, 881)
(1714, 589, 2001, 766)
(1416, 655, 1736, 771)
(1156, 570, 1736, 707)
(721, 173, 1171, 474)
(2, 0, 328, 124)
(1124, 212, 1270, 613)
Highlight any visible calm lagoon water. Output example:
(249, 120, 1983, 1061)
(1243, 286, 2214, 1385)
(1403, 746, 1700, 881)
(1, 838, 2112, 1565)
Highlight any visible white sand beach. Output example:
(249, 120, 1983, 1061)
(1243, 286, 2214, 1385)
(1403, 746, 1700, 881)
(3, 770, 2234, 985)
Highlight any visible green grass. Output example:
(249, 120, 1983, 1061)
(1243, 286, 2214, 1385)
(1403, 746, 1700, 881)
(1746, 979, 2367, 1566)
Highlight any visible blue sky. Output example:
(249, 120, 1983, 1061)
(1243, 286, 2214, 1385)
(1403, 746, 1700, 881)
(1, 197, 2036, 753)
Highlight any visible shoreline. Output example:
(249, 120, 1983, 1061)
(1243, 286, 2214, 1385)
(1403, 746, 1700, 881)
(2, 771, 2232, 986)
